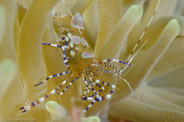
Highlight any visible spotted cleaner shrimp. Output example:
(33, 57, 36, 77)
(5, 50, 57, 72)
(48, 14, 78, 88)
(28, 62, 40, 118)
(20, 0, 160, 115)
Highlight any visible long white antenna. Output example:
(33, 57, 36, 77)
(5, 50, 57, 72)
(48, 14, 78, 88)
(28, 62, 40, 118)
(121, 0, 160, 72)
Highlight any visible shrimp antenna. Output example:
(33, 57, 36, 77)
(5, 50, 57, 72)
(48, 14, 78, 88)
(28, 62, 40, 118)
(121, 0, 160, 72)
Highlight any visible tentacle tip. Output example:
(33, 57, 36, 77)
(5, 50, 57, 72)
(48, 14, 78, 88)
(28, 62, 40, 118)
(129, 5, 143, 16)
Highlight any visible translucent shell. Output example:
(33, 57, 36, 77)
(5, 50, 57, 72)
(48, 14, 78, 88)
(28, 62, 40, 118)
(54, 12, 94, 74)
(71, 13, 84, 29)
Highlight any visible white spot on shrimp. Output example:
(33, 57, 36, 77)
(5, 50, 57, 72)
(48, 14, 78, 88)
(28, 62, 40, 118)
(60, 14, 67, 18)
(81, 52, 94, 58)
(69, 41, 74, 48)
(71, 36, 81, 44)
(70, 50, 75, 57)
(39, 97, 44, 102)
(68, 32, 72, 39)
(106, 94, 111, 100)
(75, 46, 81, 50)
(81, 38, 89, 47)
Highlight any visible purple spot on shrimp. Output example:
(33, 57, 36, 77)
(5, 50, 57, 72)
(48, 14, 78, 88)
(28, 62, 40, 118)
(20, 107, 24, 110)
(22, 110, 27, 113)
